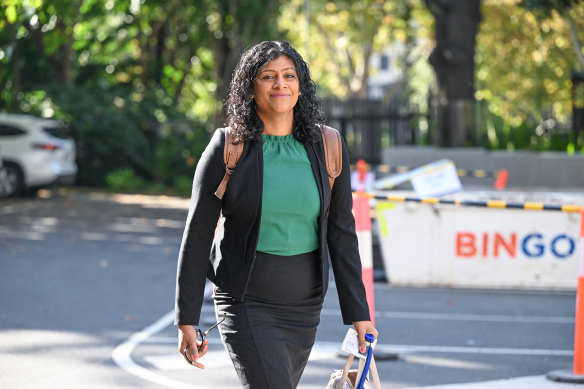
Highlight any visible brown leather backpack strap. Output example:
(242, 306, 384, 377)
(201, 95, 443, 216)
(214, 128, 244, 200)
(321, 126, 342, 215)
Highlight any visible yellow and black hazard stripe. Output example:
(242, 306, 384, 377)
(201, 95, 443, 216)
(353, 192, 583, 213)
(351, 164, 500, 179)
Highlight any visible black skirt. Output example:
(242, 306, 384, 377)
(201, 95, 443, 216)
(214, 250, 323, 389)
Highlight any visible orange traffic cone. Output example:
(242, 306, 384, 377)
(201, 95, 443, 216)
(574, 208, 584, 375)
(494, 169, 508, 190)
(352, 161, 398, 361)
(547, 207, 584, 383)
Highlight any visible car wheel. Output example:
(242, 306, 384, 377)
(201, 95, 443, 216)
(0, 162, 25, 197)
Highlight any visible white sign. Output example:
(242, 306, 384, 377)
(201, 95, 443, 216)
(410, 162, 462, 198)
(373, 159, 462, 198)
(375, 200, 580, 290)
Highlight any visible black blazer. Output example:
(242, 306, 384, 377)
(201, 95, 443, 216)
(175, 127, 370, 326)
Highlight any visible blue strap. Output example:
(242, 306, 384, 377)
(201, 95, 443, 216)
(355, 334, 375, 389)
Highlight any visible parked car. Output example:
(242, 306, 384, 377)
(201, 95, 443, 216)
(0, 113, 78, 197)
(0, 150, 8, 197)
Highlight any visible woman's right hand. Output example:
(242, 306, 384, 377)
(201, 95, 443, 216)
(178, 325, 209, 369)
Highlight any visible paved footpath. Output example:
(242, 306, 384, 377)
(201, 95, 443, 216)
(0, 190, 580, 388)
(409, 375, 583, 388)
(122, 284, 580, 389)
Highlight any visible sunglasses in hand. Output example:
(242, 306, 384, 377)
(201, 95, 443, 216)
(184, 314, 226, 363)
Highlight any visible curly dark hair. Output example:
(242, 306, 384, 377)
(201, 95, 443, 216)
(224, 41, 326, 144)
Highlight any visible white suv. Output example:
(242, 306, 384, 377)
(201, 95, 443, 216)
(0, 114, 78, 197)
(0, 154, 7, 195)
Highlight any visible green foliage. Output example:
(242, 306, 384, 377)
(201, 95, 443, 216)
(1, 0, 583, 163)
(475, 0, 584, 150)
(15, 81, 209, 187)
(477, 100, 574, 151)
(0, 0, 214, 188)
(154, 120, 208, 185)
(106, 168, 146, 192)
(279, 0, 434, 100)
(173, 175, 194, 196)
(520, 0, 584, 15)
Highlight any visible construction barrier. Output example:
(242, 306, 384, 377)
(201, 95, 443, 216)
(354, 190, 584, 374)
(357, 192, 583, 213)
(363, 192, 583, 290)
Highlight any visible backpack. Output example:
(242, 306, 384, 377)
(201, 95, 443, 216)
(214, 126, 342, 214)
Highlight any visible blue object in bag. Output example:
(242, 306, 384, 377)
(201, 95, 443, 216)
(355, 334, 375, 389)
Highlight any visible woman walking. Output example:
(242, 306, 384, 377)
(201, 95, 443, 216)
(175, 40, 378, 388)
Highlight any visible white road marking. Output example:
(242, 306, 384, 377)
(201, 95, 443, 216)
(320, 309, 574, 323)
(402, 354, 494, 370)
(113, 306, 573, 386)
(140, 335, 572, 373)
(386, 345, 573, 356)
(112, 310, 206, 389)
(143, 338, 345, 372)
(144, 350, 232, 371)
(376, 311, 574, 324)
(142, 336, 223, 344)
(405, 375, 584, 388)
(143, 335, 573, 357)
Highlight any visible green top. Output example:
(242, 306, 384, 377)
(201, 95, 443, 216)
(256, 134, 320, 255)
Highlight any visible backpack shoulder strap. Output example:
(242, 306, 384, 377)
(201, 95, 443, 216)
(321, 125, 342, 192)
(214, 128, 244, 200)
(214, 126, 341, 203)
(321, 126, 342, 216)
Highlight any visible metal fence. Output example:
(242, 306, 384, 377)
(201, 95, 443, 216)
(322, 98, 418, 164)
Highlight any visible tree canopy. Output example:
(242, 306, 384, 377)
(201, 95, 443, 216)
(1, 0, 583, 190)
(476, 0, 584, 150)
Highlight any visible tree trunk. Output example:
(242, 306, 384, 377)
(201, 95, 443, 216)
(7, 23, 20, 106)
(62, 35, 74, 86)
(210, 36, 234, 130)
(564, 9, 584, 70)
(54, 19, 74, 86)
(154, 22, 166, 85)
(425, 0, 482, 147)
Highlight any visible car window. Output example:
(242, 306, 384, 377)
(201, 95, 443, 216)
(43, 125, 71, 139)
(0, 124, 27, 136)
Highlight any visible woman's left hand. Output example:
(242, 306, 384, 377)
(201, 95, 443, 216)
(353, 320, 378, 354)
